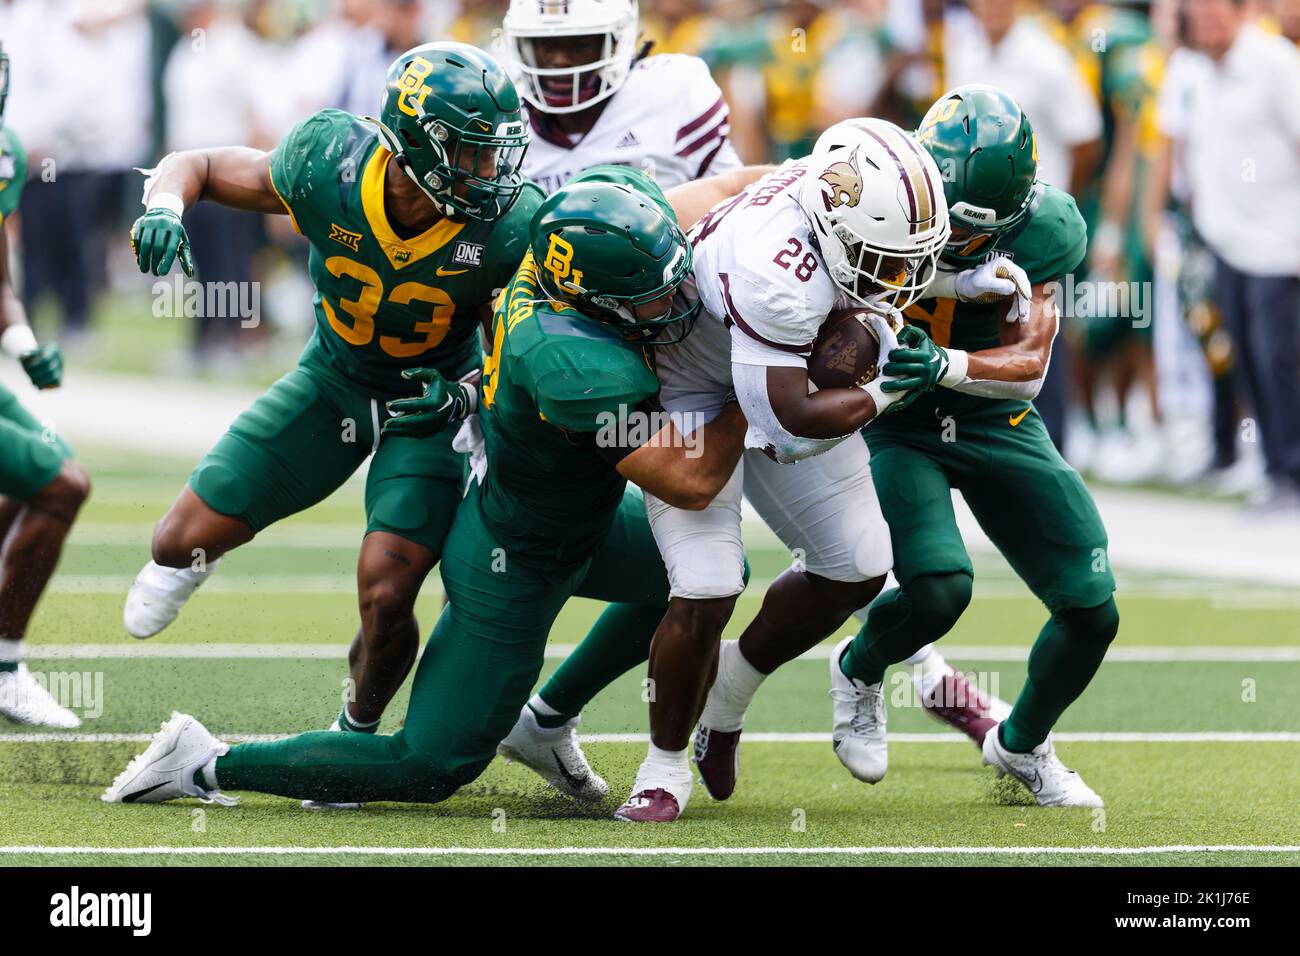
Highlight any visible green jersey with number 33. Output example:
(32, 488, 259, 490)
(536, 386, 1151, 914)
(269, 108, 543, 394)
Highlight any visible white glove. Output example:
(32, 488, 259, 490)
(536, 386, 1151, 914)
(855, 305, 908, 414)
(857, 305, 903, 359)
(953, 256, 1031, 323)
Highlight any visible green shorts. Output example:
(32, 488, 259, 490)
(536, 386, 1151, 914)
(402, 485, 669, 777)
(865, 399, 1115, 612)
(188, 358, 472, 553)
(0, 383, 74, 500)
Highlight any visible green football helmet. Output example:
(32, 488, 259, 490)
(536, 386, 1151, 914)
(530, 180, 700, 344)
(374, 42, 530, 223)
(916, 85, 1038, 264)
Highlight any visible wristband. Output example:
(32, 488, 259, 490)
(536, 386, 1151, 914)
(459, 380, 479, 415)
(1, 325, 39, 358)
(939, 347, 969, 388)
(147, 192, 186, 219)
(924, 268, 960, 301)
(861, 377, 899, 415)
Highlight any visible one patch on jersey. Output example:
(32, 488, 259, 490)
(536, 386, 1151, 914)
(452, 240, 484, 268)
(0, 155, 14, 180)
(616, 131, 640, 149)
(329, 223, 362, 253)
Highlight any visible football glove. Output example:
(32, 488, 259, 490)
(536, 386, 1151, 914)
(20, 342, 63, 389)
(953, 256, 1031, 323)
(881, 324, 948, 394)
(382, 367, 478, 439)
(130, 208, 195, 277)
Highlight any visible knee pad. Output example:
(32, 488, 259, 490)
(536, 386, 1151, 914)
(904, 572, 973, 638)
(1055, 596, 1119, 647)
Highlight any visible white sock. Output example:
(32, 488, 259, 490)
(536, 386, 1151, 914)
(644, 743, 690, 777)
(910, 646, 948, 698)
(0, 638, 25, 664)
(698, 640, 766, 732)
(341, 706, 380, 730)
(527, 693, 562, 718)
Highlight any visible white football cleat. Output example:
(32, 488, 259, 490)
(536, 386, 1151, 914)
(0, 663, 82, 728)
(497, 706, 608, 802)
(123, 558, 221, 639)
(614, 758, 693, 823)
(982, 722, 1104, 808)
(302, 720, 363, 810)
(102, 712, 235, 805)
(829, 634, 887, 783)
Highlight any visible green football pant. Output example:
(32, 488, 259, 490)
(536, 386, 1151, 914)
(213, 486, 669, 803)
(842, 403, 1118, 747)
(0, 383, 74, 500)
(188, 358, 470, 552)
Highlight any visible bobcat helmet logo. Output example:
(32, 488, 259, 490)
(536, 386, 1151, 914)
(820, 148, 863, 210)
(543, 232, 584, 293)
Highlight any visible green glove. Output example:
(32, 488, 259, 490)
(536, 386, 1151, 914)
(130, 208, 194, 277)
(881, 325, 949, 394)
(382, 367, 477, 439)
(20, 342, 63, 389)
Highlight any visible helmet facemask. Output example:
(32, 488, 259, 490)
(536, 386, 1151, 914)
(502, 0, 639, 115)
(802, 124, 951, 311)
(535, 231, 702, 345)
(377, 108, 529, 223)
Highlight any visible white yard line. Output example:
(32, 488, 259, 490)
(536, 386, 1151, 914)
(21, 643, 1300, 662)
(45, 571, 1300, 608)
(1, 845, 1296, 858)
(3, 731, 1298, 744)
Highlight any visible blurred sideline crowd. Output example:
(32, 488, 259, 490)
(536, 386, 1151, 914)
(0, 0, 1298, 508)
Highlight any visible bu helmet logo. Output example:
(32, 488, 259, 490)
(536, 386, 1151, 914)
(543, 232, 584, 292)
(820, 147, 863, 210)
(395, 57, 434, 118)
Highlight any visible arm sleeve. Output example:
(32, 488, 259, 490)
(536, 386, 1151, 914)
(670, 56, 737, 181)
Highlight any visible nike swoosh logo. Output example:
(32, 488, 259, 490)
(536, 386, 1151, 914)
(122, 781, 168, 803)
(552, 749, 588, 792)
(1024, 770, 1044, 793)
(436, 267, 469, 277)
(1009, 408, 1031, 427)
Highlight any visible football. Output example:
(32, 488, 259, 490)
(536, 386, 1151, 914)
(808, 307, 887, 390)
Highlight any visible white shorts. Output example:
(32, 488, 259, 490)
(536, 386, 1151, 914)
(643, 435, 894, 600)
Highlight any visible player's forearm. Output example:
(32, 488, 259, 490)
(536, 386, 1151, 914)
(766, 366, 878, 439)
(618, 404, 747, 510)
(145, 148, 283, 215)
(666, 164, 773, 229)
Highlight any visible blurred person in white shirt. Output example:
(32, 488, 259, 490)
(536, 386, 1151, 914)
(1155, 0, 1300, 512)
(945, 0, 1102, 196)
(161, 0, 268, 365)
(943, 0, 1102, 451)
(7, 0, 152, 342)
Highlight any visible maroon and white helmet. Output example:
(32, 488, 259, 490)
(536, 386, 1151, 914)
(800, 117, 950, 310)
(501, 0, 640, 115)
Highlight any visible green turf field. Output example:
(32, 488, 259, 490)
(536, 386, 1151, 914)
(2, 445, 1297, 866)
